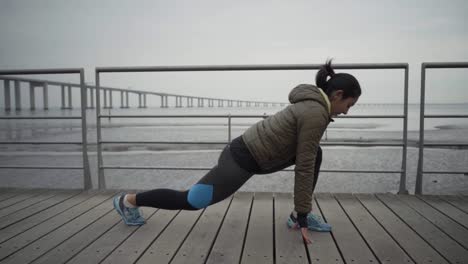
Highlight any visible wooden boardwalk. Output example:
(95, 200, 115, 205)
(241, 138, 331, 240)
(0, 189, 466, 264)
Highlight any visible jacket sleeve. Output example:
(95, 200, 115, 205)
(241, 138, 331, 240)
(293, 105, 327, 214)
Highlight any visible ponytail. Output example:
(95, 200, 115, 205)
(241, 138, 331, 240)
(315, 58, 335, 91)
(315, 58, 361, 99)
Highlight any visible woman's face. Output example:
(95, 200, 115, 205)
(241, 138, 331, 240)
(330, 90, 359, 117)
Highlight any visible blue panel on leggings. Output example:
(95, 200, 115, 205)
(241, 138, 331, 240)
(187, 184, 213, 209)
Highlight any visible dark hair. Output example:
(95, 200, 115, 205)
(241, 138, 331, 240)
(315, 58, 361, 99)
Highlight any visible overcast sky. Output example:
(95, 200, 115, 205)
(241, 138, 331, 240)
(1, 0, 467, 104)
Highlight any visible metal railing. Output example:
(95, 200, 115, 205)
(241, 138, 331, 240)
(96, 63, 409, 194)
(416, 62, 468, 194)
(0, 69, 92, 189)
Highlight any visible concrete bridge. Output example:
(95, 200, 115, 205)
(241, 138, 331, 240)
(0, 76, 287, 111)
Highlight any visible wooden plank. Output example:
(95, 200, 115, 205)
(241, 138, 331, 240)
(438, 195, 468, 214)
(0, 190, 58, 218)
(171, 196, 232, 264)
(315, 193, 378, 263)
(0, 193, 116, 264)
(0, 189, 26, 201)
(273, 192, 308, 264)
(356, 193, 448, 264)
(0, 191, 93, 244)
(377, 193, 468, 264)
(417, 195, 468, 229)
(31, 210, 121, 264)
(0, 191, 114, 261)
(135, 208, 204, 264)
(100, 209, 179, 264)
(0, 189, 45, 209)
(334, 193, 414, 264)
(308, 197, 344, 264)
(397, 194, 468, 248)
(206, 192, 252, 264)
(0, 190, 81, 229)
(241, 192, 274, 264)
(65, 207, 157, 264)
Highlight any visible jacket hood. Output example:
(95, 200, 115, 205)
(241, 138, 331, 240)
(288, 84, 329, 110)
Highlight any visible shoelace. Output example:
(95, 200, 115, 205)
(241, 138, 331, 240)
(128, 207, 143, 221)
(308, 213, 324, 224)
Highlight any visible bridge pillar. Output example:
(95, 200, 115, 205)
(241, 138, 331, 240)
(143, 94, 147, 108)
(14, 81, 21, 111)
(125, 92, 129, 108)
(120, 91, 124, 108)
(103, 89, 107, 109)
(43, 83, 48, 110)
(3, 80, 11, 111)
(61, 85, 66, 109)
(187, 97, 191, 108)
(88, 87, 95, 109)
(29, 82, 35, 110)
(109, 90, 113, 108)
(138, 93, 142, 108)
(68, 85, 73, 109)
(160, 96, 164, 108)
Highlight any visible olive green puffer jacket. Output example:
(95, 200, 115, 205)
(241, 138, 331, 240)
(242, 84, 331, 213)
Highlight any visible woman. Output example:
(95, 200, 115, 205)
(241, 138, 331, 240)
(113, 59, 361, 244)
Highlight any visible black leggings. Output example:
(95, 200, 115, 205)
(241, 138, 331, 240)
(136, 145, 322, 210)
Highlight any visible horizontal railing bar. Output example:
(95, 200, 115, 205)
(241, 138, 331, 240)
(424, 143, 468, 147)
(0, 166, 83, 169)
(424, 115, 468, 118)
(101, 165, 402, 174)
(97, 63, 408, 73)
(99, 141, 404, 147)
(423, 171, 468, 175)
(98, 114, 404, 119)
(0, 116, 82, 120)
(0, 68, 82, 75)
(100, 141, 226, 145)
(423, 62, 468, 69)
(0, 141, 82, 145)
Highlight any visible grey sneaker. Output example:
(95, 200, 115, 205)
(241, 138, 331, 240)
(113, 194, 145, 226)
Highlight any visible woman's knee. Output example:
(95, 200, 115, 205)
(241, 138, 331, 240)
(187, 184, 214, 209)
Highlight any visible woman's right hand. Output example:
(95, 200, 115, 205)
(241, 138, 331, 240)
(301, 227, 313, 244)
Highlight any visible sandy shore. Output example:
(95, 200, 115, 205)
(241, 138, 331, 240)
(0, 146, 466, 195)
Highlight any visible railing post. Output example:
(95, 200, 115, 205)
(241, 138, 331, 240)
(416, 64, 427, 195)
(61, 85, 66, 109)
(29, 82, 35, 110)
(398, 64, 409, 194)
(96, 70, 105, 189)
(14, 80, 21, 111)
(80, 69, 92, 189)
(68, 85, 72, 109)
(43, 82, 48, 110)
(228, 114, 232, 142)
(4, 80, 11, 111)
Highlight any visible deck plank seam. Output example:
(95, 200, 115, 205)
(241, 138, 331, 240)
(32, 208, 120, 264)
(333, 194, 382, 264)
(313, 195, 346, 264)
(374, 194, 453, 264)
(96, 208, 161, 264)
(414, 195, 468, 231)
(0, 191, 97, 245)
(354, 194, 417, 264)
(133, 209, 182, 264)
(394, 195, 468, 251)
(238, 193, 254, 264)
(437, 196, 468, 214)
(0, 191, 84, 231)
(0, 194, 116, 262)
(204, 195, 234, 264)
(167, 207, 207, 263)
